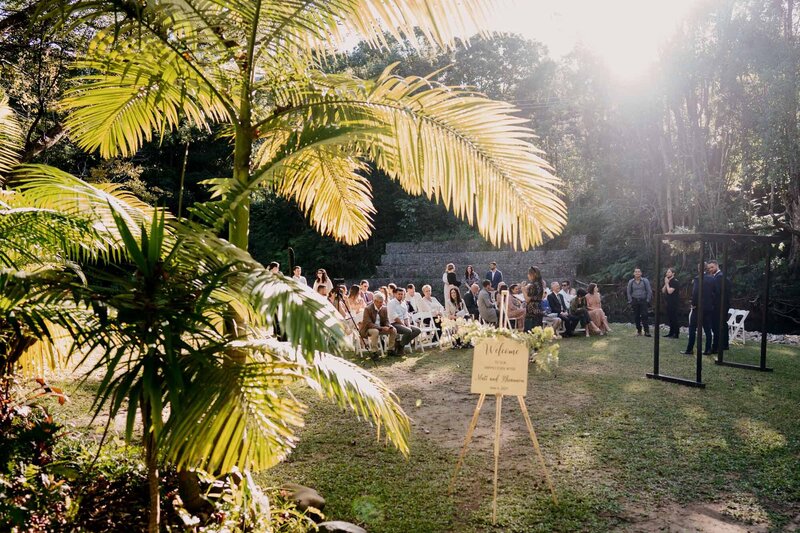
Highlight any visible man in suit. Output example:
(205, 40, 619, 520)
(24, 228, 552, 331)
(463, 283, 480, 319)
(477, 280, 498, 324)
(707, 260, 730, 353)
(547, 281, 579, 337)
(681, 263, 714, 355)
(359, 280, 373, 304)
(485, 261, 503, 290)
(359, 292, 396, 356)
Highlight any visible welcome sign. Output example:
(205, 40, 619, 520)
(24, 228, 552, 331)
(470, 338, 529, 396)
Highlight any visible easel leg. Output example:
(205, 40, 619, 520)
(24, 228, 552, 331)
(492, 394, 503, 525)
(448, 393, 486, 493)
(517, 396, 558, 505)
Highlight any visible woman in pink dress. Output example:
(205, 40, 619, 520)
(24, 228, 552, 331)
(586, 283, 611, 334)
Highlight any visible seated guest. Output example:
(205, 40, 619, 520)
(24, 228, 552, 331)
(359, 280, 373, 304)
(347, 284, 366, 315)
(419, 284, 445, 334)
(387, 287, 421, 355)
(547, 281, 578, 336)
(446, 287, 468, 319)
(359, 292, 397, 355)
(379, 285, 389, 301)
(405, 284, 424, 314)
(478, 280, 499, 324)
(586, 283, 611, 334)
(561, 280, 577, 297)
(268, 261, 281, 274)
(569, 289, 601, 337)
(464, 265, 480, 289)
(463, 283, 480, 319)
(291, 265, 307, 285)
(504, 283, 526, 330)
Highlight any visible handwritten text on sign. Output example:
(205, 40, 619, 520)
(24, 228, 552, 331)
(470, 338, 529, 396)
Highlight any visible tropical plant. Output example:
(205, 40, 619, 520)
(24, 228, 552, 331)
(54, 0, 566, 252)
(2, 89, 410, 530)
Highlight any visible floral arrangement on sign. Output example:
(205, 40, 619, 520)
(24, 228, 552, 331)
(440, 317, 559, 372)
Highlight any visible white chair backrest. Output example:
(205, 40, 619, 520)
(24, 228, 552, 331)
(727, 308, 748, 326)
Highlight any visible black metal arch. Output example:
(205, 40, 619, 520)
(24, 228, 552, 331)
(646, 233, 783, 388)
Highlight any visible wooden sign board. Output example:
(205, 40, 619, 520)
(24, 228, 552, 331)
(471, 338, 529, 396)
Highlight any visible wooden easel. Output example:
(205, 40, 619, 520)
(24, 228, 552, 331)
(449, 300, 558, 525)
(448, 393, 558, 524)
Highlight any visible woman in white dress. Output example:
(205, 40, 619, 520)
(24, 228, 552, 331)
(312, 268, 334, 293)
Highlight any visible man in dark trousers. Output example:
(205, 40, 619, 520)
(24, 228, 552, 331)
(463, 283, 480, 319)
(547, 281, 579, 337)
(662, 267, 681, 338)
(707, 260, 730, 353)
(627, 268, 652, 336)
(682, 263, 714, 355)
(485, 261, 503, 290)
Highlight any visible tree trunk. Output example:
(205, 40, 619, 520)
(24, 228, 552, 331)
(143, 406, 160, 533)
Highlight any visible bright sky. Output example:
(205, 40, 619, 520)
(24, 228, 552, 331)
(485, 0, 703, 81)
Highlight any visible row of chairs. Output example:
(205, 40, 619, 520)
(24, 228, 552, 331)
(347, 310, 449, 356)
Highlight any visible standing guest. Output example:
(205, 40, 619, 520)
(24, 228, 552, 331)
(525, 266, 546, 294)
(478, 280, 499, 324)
(442, 263, 461, 302)
(405, 284, 423, 314)
(291, 266, 307, 285)
(485, 261, 503, 290)
(446, 287, 467, 319)
(681, 263, 714, 355)
(662, 268, 680, 338)
(547, 281, 579, 337)
(463, 283, 480, 319)
(464, 265, 480, 289)
(627, 268, 652, 337)
(359, 280, 373, 304)
(313, 268, 333, 293)
(360, 293, 397, 356)
(347, 285, 366, 315)
(707, 260, 730, 352)
(505, 283, 526, 330)
(586, 283, 611, 334)
(570, 289, 601, 336)
(524, 282, 545, 332)
(268, 262, 281, 274)
(387, 287, 421, 355)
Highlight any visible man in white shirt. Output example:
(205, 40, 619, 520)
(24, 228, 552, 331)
(387, 287, 421, 356)
(292, 266, 307, 286)
(404, 284, 424, 314)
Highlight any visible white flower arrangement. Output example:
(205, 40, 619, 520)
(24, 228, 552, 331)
(441, 317, 559, 372)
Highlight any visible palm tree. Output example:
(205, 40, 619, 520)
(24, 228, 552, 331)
(2, 92, 409, 531)
(56, 0, 567, 251)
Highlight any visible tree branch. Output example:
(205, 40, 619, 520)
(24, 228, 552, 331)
(22, 123, 65, 161)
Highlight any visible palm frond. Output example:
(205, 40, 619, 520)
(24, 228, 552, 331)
(61, 28, 230, 158)
(0, 90, 22, 176)
(253, 67, 567, 249)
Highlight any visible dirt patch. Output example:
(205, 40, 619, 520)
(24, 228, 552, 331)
(625, 500, 774, 532)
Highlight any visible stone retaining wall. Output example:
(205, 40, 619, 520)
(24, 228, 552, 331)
(349, 236, 586, 295)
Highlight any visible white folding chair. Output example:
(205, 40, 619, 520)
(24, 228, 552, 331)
(412, 311, 440, 351)
(727, 308, 749, 345)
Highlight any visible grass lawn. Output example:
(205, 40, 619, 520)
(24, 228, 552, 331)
(255, 325, 800, 532)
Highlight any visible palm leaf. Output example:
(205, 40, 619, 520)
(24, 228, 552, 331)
(0, 90, 22, 176)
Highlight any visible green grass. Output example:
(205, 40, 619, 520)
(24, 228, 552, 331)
(255, 325, 800, 532)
